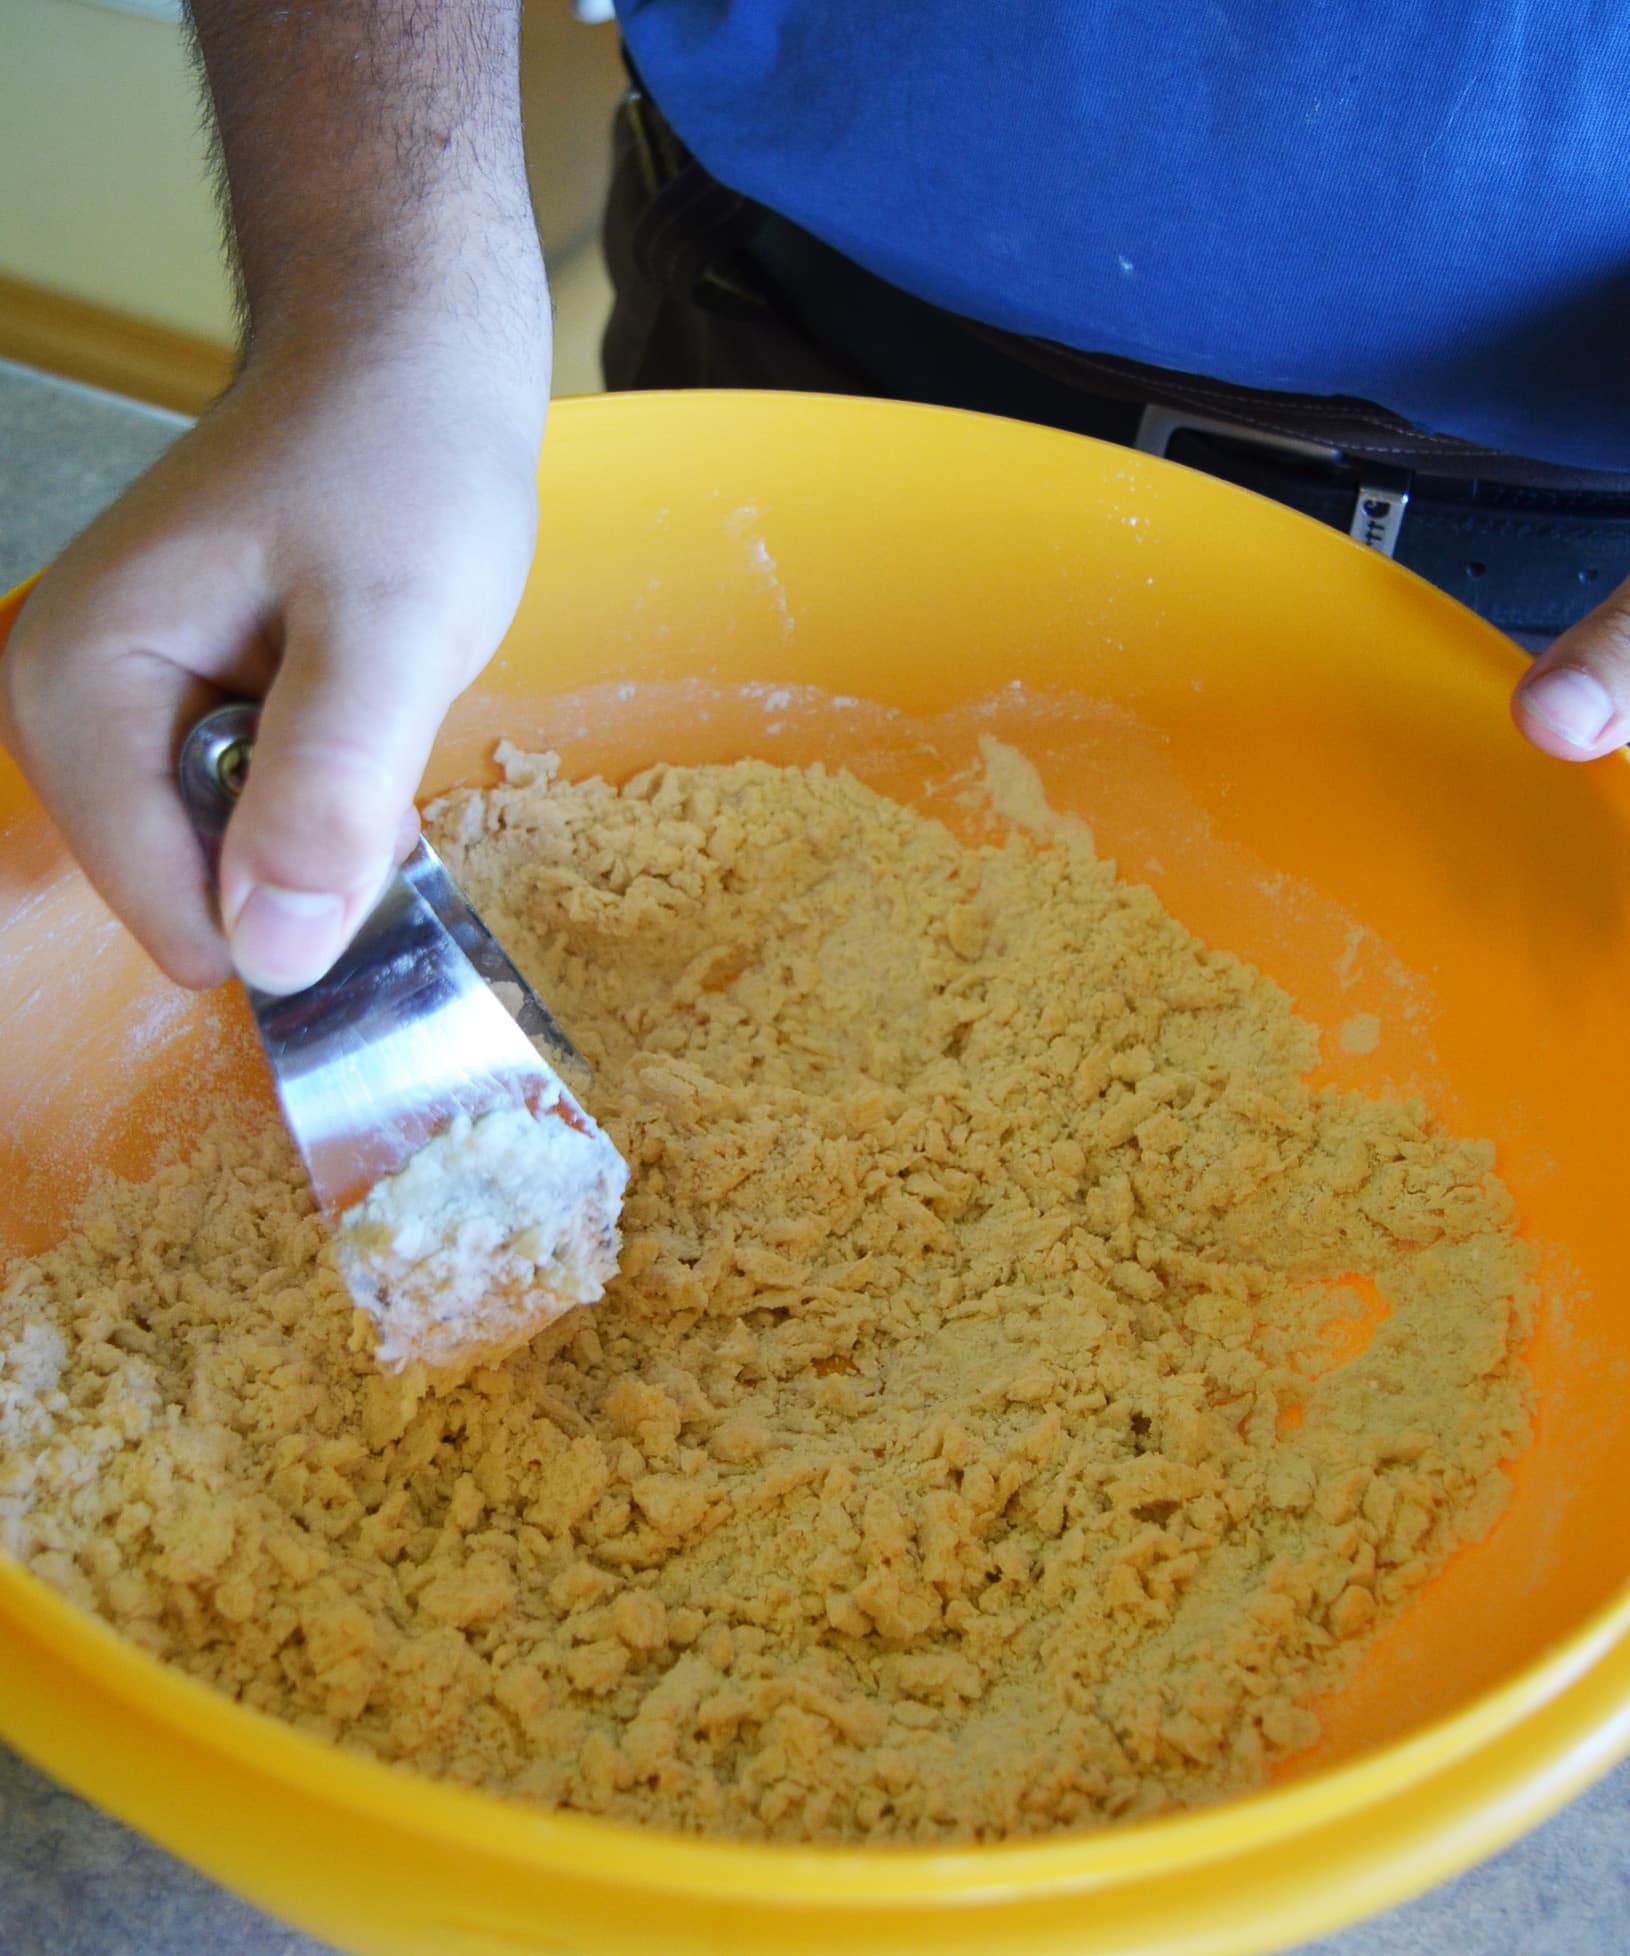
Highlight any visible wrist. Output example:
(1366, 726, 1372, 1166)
(243, 248, 553, 433)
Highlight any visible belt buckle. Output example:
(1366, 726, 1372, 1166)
(1134, 406, 1412, 557)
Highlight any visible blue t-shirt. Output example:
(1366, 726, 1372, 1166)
(618, 3, 1630, 471)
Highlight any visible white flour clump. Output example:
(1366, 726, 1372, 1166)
(336, 1096, 627, 1378)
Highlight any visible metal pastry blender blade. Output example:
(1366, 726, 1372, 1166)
(176, 701, 590, 1224)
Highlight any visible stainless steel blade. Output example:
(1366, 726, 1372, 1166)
(401, 838, 581, 1072)
(176, 702, 585, 1219)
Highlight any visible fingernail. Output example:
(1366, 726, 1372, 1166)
(227, 883, 346, 994)
(1520, 667, 1615, 748)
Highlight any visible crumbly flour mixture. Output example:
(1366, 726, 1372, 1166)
(0, 742, 1534, 1841)
(336, 1098, 627, 1378)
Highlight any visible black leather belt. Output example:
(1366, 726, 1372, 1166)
(1139, 408, 1630, 638)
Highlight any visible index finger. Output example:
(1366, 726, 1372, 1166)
(1, 629, 234, 990)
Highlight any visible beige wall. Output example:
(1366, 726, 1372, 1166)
(520, 2, 626, 260)
(0, 1, 235, 341)
(0, 0, 622, 370)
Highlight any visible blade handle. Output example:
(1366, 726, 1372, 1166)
(175, 700, 261, 879)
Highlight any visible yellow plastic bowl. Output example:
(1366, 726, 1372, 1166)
(3, 391, 1630, 1956)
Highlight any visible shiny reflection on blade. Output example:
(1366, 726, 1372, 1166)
(249, 866, 572, 1220)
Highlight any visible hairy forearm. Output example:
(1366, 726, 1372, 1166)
(185, 0, 547, 390)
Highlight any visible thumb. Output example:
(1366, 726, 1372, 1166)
(1511, 578, 1630, 762)
(218, 595, 461, 994)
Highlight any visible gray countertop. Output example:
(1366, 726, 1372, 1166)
(0, 361, 188, 591)
(1, 354, 1626, 1956)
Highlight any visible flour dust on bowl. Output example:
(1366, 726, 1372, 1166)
(2, 391, 1629, 1956)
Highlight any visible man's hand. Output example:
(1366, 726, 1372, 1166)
(0, 337, 541, 993)
(1512, 577, 1630, 762)
(0, 0, 548, 994)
